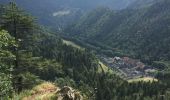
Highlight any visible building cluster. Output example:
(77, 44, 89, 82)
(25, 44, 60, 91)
(98, 55, 157, 79)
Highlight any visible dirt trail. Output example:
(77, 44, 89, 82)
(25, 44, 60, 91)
(23, 89, 57, 100)
(22, 83, 59, 100)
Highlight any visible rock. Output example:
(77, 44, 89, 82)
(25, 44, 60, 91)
(57, 86, 83, 100)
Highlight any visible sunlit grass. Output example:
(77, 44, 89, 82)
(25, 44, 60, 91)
(32, 82, 56, 93)
(13, 90, 34, 100)
(98, 61, 114, 74)
(128, 77, 158, 83)
(14, 82, 58, 100)
(63, 39, 84, 50)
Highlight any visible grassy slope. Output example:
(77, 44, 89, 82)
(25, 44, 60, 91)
(98, 61, 114, 74)
(128, 77, 158, 83)
(14, 82, 58, 100)
(63, 39, 84, 50)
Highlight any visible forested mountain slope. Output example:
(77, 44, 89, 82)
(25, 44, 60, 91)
(1, 1, 170, 100)
(1, 0, 140, 29)
(65, 0, 170, 63)
(1, 0, 160, 30)
(0, 2, 102, 99)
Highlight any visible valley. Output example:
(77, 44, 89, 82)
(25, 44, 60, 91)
(1, 0, 170, 99)
(62, 38, 159, 82)
(98, 55, 158, 81)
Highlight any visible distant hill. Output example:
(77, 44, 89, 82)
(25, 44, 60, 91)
(65, 0, 170, 62)
(1, 0, 139, 29)
(1, 0, 161, 29)
(128, 0, 159, 9)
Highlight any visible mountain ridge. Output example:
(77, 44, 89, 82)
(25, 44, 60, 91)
(1, 0, 143, 29)
(65, 0, 170, 62)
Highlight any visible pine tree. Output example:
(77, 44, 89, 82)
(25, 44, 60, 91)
(1, 1, 35, 93)
(0, 30, 15, 99)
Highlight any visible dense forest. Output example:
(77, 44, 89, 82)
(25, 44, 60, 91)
(0, 1, 170, 100)
(65, 0, 170, 64)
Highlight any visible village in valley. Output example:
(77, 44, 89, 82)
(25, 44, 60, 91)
(98, 55, 158, 80)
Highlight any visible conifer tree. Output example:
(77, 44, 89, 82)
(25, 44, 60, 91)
(0, 30, 15, 99)
(1, 1, 35, 93)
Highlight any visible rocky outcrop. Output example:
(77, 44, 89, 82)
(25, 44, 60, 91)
(21, 82, 83, 100)
(57, 86, 83, 100)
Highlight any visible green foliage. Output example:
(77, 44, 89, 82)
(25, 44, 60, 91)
(0, 30, 15, 98)
(0, 3, 100, 98)
(1, 2, 35, 50)
(0, 2, 38, 94)
(65, 0, 170, 63)
(55, 77, 76, 87)
(17, 72, 42, 89)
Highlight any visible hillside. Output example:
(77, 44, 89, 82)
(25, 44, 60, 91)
(1, 0, 140, 29)
(1, 0, 160, 30)
(1, 1, 170, 100)
(15, 82, 83, 100)
(0, 2, 105, 99)
(65, 0, 170, 63)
